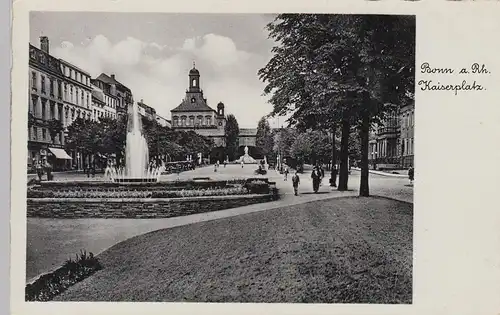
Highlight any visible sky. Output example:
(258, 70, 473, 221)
(30, 12, 286, 128)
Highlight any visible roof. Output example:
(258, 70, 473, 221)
(171, 99, 215, 113)
(189, 67, 200, 75)
(95, 73, 131, 93)
(239, 128, 257, 136)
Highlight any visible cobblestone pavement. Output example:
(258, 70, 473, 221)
(26, 164, 412, 282)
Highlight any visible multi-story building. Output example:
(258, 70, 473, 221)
(368, 102, 415, 170)
(400, 102, 415, 168)
(155, 114, 171, 128)
(28, 36, 93, 171)
(171, 65, 227, 147)
(91, 84, 117, 121)
(92, 73, 133, 117)
(137, 99, 157, 121)
(170, 64, 257, 161)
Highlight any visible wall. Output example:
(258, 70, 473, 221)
(27, 194, 275, 219)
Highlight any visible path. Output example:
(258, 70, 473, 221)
(26, 164, 412, 282)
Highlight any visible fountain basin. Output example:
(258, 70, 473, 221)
(113, 178, 159, 183)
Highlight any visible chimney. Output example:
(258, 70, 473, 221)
(40, 36, 49, 54)
(111, 74, 115, 80)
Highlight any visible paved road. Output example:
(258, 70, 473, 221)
(26, 164, 412, 282)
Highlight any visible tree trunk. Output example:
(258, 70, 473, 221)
(330, 125, 337, 187)
(359, 111, 370, 197)
(338, 119, 350, 191)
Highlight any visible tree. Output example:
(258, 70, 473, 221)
(289, 132, 312, 170)
(255, 116, 274, 159)
(259, 14, 415, 196)
(47, 118, 64, 144)
(224, 114, 239, 161)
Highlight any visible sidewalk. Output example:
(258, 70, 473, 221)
(351, 167, 408, 178)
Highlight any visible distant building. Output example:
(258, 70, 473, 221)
(170, 64, 227, 147)
(170, 64, 258, 161)
(137, 99, 157, 121)
(400, 102, 415, 168)
(155, 114, 171, 128)
(368, 101, 415, 170)
(91, 84, 117, 121)
(92, 73, 133, 117)
(28, 36, 93, 171)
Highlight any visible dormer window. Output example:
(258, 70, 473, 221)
(191, 97, 196, 103)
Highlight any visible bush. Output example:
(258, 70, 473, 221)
(244, 181, 270, 194)
(25, 250, 102, 301)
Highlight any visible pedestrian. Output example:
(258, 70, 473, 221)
(311, 166, 322, 193)
(44, 159, 53, 181)
(36, 160, 43, 181)
(214, 163, 218, 172)
(284, 166, 289, 181)
(91, 163, 96, 178)
(224, 160, 227, 168)
(241, 161, 244, 168)
(330, 164, 338, 187)
(408, 166, 414, 185)
(292, 171, 300, 196)
(86, 163, 91, 178)
(216, 160, 220, 168)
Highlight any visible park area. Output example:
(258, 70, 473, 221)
(26, 164, 413, 303)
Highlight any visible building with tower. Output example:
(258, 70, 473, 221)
(170, 63, 258, 161)
(170, 64, 227, 147)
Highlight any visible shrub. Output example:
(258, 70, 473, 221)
(25, 250, 102, 301)
(244, 181, 270, 194)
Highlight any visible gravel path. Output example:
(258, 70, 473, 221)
(56, 196, 413, 303)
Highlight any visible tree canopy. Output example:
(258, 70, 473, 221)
(255, 116, 274, 158)
(224, 114, 239, 161)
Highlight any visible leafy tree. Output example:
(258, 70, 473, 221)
(47, 118, 64, 144)
(255, 116, 274, 159)
(259, 14, 415, 196)
(289, 132, 312, 169)
(224, 114, 239, 161)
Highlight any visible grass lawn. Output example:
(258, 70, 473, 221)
(55, 196, 413, 303)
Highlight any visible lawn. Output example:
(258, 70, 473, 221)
(55, 196, 413, 303)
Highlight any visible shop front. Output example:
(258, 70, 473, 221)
(47, 147, 72, 171)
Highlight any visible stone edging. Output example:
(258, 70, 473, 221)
(27, 194, 268, 203)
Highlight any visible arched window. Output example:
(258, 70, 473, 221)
(192, 79, 197, 87)
(189, 116, 195, 126)
(173, 116, 179, 126)
(206, 116, 212, 126)
(181, 116, 187, 126)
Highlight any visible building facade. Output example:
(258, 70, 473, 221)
(137, 99, 157, 121)
(91, 84, 118, 121)
(170, 65, 227, 146)
(400, 102, 415, 168)
(92, 73, 133, 118)
(368, 102, 415, 170)
(28, 36, 93, 171)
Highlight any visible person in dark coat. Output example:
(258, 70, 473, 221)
(408, 166, 414, 184)
(330, 164, 338, 187)
(311, 166, 322, 193)
(291, 171, 300, 196)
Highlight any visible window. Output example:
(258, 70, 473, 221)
(206, 117, 211, 126)
(81, 91, 84, 105)
(42, 128, 46, 140)
(181, 117, 186, 126)
(87, 95, 90, 107)
(189, 117, 195, 126)
(191, 97, 196, 103)
(31, 72, 37, 90)
(57, 81, 62, 98)
(41, 101, 46, 120)
(41, 76, 46, 94)
(49, 79, 54, 96)
(70, 86, 73, 102)
(33, 127, 38, 140)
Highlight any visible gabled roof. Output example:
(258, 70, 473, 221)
(171, 100, 215, 113)
(94, 73, 131, 93)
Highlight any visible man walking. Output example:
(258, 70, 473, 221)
(311, 166, 322, 193)
(408, 166, 414, 185)
(292, 171, 300, 196)
(284, 165, 289, 181)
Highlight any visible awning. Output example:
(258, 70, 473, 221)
(48, 148, 72, 160)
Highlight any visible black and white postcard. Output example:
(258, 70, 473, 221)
(9, 1, 500, 315)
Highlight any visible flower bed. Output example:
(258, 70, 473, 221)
(25, 250, 102, 301)
(27, 186, 251, 199)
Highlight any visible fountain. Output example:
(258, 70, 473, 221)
(106, 101, 164, 183)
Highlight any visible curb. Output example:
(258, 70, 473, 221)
(351, 168, 408, 178)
